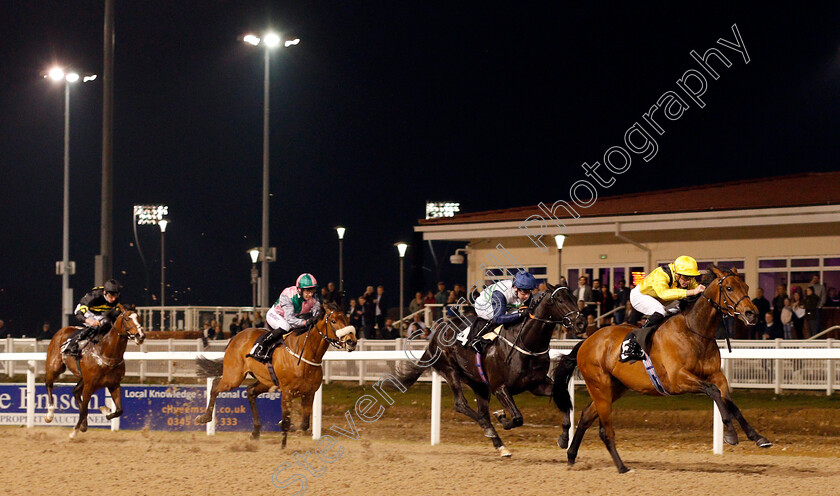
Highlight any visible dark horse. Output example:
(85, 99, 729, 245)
(44, 307, 146, 438)
(552, 266, 771, 473)
(194, 303, 357, 447)
(395, 284, 585, 457)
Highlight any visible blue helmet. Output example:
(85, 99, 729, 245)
(513, 271, 537, 291)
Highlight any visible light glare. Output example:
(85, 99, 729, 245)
(284, 38, 300, 47)
(48, 67, 65, 81)
(263, 33, 281, 47)
(243, 34, 261, 46)
(65, 72, 80, 83)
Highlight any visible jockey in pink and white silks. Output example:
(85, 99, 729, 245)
(247, 273, 322, 363)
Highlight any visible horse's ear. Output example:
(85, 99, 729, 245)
(546, 282, 555, 292)
(710, 265, 724, 278)
(730, 267, 739, 274)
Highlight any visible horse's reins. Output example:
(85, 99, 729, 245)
(692, 272, 748, 352)
(285, 309, 351, 367)
(88, 312, 143, 369)
(503, 287, 581, 361)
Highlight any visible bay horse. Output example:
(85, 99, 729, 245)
(552, 266, 770, 473)
(194, 303, 357, 447)
(395, 284, 585, 457)
(44, 307, 146, 438)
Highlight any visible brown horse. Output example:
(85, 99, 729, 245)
(194, 303, 357, 447)
(552, 266, 770, 473)
(395, 284, 586, 457)
(44, 307, 146, 438)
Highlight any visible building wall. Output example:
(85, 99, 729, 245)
(464, 222, 840, 293)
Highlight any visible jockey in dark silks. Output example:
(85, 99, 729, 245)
(61, 279, 123, 357)
(247, 273, 322, 363)
(466, 271, 538, 354)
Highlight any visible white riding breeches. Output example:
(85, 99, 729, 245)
(630, 287, 680, 317)
(265, 308, 290, 332)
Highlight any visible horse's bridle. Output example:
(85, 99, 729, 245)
(703, 272, 750, 319)
(116, 311, 145, 341)
(311, 309, 352, 349)
(529, 287, 581, 329)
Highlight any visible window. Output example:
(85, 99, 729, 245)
(757, 256, 840, 301)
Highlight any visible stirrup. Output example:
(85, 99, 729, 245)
(469, 338, 489, 355)
(619, 337, 643, 362)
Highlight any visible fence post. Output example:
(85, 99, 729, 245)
(139, 341, 147, 383)
(26, 360, 36, 428)
(713, 356, 724, 454)
(5, 337, 12, 378)
(106, 389, 120, 431)
(431, 370, 441, 446)
(323, 360, 331, 385)
(206, 377, 215, 436)
(312, 383, 323, 440)
(567, 371, 575, 442)
(774, 338, 782, 395)
(167, 338, 174, 383)
(358, 340, 366, 386)
(827, 339, 835, 396)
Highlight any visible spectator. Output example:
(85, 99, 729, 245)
(434, 281, 449, 319)
(348, 298, 363, 330)
(321, 287, 333, 303)
(424, 290, 436, 306)
(804, 286, 820, 338)
(780, 298, 794, 340)
(827, 287, 840, 307)
(558, 276, 568, 287)
(453, 283, 466, 301)
(614, 279, 631, 324)
(407, 313, 430, 339)
(229, 316, 240, 338)
(751, 288, 771, 340)
(591, 279, 605, 309)
(573, 276, 593, 304)
(408, 292, 425, 315)
(762, 312, 783, 340)
(624, 300, 642, 327)
(360, 295, 376, 339)
(810, 275, 826, 333)
(239, 313, 253, 331)
(375, 285, 387, 334)
(445, 291, 461, 319)
(0, 319, 7, 338)
(212, 319, 225, 340)
(585, 314, 599, 336)
(771, 284, 788, 322)
(791, 291, 806, 339)
(381, 318, 400, 339)
(327, 282, 341, 304)
(38, 321, 53, 340)
(201, 320, 215, 347)
(253, 310, 265, 328)
(599, 284, 614, 320)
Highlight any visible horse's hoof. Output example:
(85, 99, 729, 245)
(618, 466, 631, 474)
(567, 455, 576, 466)
(724, 433, 739, 446)
(194, 415, 209, 425)
(756, 437, 772, 448)
(557, 434, 569, 449)
(99, 406, 110, 415)
(250, 432, 261, 441)
(498, 446, 512, 457)
(45, 413, 54, 423)
(80, 425, 88, 433)
(69, 430, 78, 439)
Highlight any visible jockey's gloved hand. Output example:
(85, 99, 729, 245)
(518, 306, 529, 316)
(305, 316, 318, 328)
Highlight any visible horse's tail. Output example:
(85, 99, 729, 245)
(195, 355, 224, 378)
(393, 349, 432, 389)
(552, 340, 583, 412)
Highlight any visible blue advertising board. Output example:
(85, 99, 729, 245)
(0, 384, 109, 427)
(118, 385, 283, 431)
(0, 384, 283, 432)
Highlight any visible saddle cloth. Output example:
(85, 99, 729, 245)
(456, 325, 503, 346)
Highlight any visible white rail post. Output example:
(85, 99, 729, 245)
(713, 358, 724, 454)
(358, 340, 366, 386)
(312, 383, 323, 440)
(431, 370, 441, 446)
(106, 389, 120, 431)
(26, 360, 36, 428)
(167, 338, 174, 383)
(5, 337, 13, 378)
(774, 338, 782, 394)
(139, 341, 147, 383)
(567, 372, 575, 442)
(206, 377, 215, 436)
(827, 339, 835, 396)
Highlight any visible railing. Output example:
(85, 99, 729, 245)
(2, 347, 839, 456)
(3, 337, 838, 394)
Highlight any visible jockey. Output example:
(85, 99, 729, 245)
(61, 279, 123, 357)
(247, 273, 322, 363)
(467, 270, 537, 354)
(620, 255, 706, 362)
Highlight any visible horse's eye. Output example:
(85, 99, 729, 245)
(726, 287, 733, 292)
(330, 319, 336, 324)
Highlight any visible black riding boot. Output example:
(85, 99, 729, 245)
(247, 331, 286, 363)
(467, 319, 493, 354)
(619, 312, 666, 362)
(61, 326, 97, 357)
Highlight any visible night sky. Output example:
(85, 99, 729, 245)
(1, 2, 839, 334)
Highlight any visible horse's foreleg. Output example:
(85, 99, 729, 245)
(475, 390, 507, 455)
(708, 371, 771, 448)
(71, 385, 93, 439)
(246, 381, 271, 440)
(567, 402, 598, 465)
(589, 381, 628, 474)
(300, 391, 315, 433)
(492, 385, 523, 430)
(280, 389, 293, 449)
(44, 361, 65, 423)
(444, 371, 508, 455)
(103, 384, 123, 420)
(672, 369, 739, 446)
(528, 377, 572, 448)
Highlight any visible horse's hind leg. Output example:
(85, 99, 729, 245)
(280, 388, 293, 449)
(444, 371, 507, 455)
(529, 377, 572, 449)
(491, 385, 524, 430)
(566, 402, 598, 466)
(246, 381, 271, 440)
(195, 364, 248, 425)
(44, 360, 66, 423)
(708, 371, 770, 447)
(70, 384, 94, 439)
(474, 390, 507, 454)
(300, 390, 315, 433)
(103, 384, 123, 420)
(589, 381, 629, 473)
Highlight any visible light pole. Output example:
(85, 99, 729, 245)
(396, 242, 408, 332)
(249, 248, 261, 307)
(336, 227, 346, 294)
(243, 32, 300, 307)
(554, 234, 567, 285)
(47, 67, 96, 327)
(158, 219, 169, 329)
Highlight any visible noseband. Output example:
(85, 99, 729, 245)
(313, 309, 352, 349)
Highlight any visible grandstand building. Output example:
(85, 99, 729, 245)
(416, 172, 840, 329)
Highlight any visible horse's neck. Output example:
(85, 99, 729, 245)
(684, 294, 722, 339)
(515, 306, 555, 349)
(98, 328, 127, 359)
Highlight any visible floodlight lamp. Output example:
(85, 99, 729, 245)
(395, 242, 408, 258)
(284, 38, 300, 47)
(243, 34, 261, 46)
(48, 67, 65, 82)
(554, 234, 567, 250)
(248, 248, 261, 264)
(65, 72, 80, 83)
(263, 33, 281, 47)
(158, 219, 169, 233)
(336, 226, 346, 240)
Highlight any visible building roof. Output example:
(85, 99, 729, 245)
(418, 172, 840, 225)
